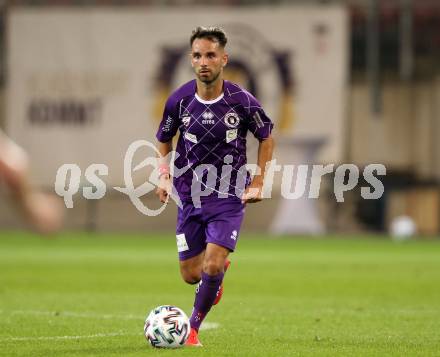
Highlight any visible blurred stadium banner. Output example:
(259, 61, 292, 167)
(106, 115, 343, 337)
(7, 6, 348, 188)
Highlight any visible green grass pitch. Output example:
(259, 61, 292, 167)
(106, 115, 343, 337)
(1, 232, 440, 356)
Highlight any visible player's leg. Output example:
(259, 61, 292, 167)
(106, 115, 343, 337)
(186, 198, 244, 347)
(0, 133, 62, 234)
(188, 243, 229, 331)
(213, 257, 231, 305)
(0, 131, 29, 191)
(202, 243, 230, 275)
(176, 202, 206, 284)
(186, 242, 229, 346)
(179, 250, 205, 284)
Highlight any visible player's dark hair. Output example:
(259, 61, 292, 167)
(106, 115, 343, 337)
(190, 26, 228, 48)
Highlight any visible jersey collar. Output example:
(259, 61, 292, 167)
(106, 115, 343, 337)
(195, 92, 224, 105)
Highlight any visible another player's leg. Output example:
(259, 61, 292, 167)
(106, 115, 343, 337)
(0, 134, 62, 234)
(186, 243, 229, 347)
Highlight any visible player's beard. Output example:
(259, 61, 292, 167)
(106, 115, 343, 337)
(197, 68, 221, 85)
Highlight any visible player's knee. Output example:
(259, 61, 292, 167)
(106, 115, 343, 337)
(180, 269, 201, 285)
(202, 259, 223, 276)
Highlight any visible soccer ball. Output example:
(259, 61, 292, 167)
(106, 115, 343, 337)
(144, 305, 190, 348)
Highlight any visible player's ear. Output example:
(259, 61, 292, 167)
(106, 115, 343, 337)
(222, 52, 228, 67)
(189, 52, 194, 66)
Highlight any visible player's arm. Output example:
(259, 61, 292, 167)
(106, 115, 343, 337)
(156, 140, 173, 203)
(155, 93, 180, 203)
(242, 134, 274, 204)
(242, 96, 275, 204)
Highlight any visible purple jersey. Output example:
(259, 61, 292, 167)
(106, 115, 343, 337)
(156, 80, 273, 202)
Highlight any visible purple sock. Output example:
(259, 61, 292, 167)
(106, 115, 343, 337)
(189, 271, 224, 331)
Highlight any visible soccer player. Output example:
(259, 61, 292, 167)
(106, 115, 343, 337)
(155, 26, 274, 347)
(0, 130, 62, 234)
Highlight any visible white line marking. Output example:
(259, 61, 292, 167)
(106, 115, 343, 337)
(6, 310, 140, 320)
(2, 310, 223, 327)
(0, 332, 137, 342)
(200, 322, 219, 331)
(0, 309, 220, 341)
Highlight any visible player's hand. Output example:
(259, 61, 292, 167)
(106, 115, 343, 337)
(156, 174, 172, 203)
(241, 180, 263, 204)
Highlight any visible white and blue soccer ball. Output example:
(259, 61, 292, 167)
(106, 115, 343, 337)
(144, 305, 190, 348)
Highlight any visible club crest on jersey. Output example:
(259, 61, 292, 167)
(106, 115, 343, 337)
(182, 116, 190, 127)
(224, 112, 240, 128)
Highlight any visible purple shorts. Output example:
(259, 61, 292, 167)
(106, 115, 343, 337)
(175, 198, 245, 261)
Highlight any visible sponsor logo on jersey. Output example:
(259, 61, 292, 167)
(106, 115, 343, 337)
(253, 111, 264, 128)
(224, 112, 240, 128)
(162, 115, 173, 132)
(202, 111, 215, 125)
(184, 132, 198, 144)
(202, 111, 214, 120)
(176, 233, 189, 252)
(226, 129, 238, 143)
